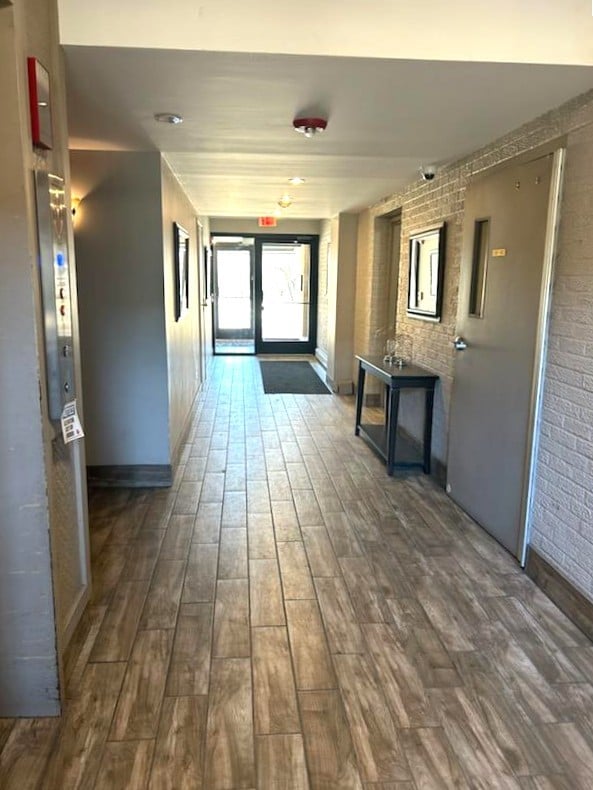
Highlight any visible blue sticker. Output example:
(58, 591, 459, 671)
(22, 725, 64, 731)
(56, 252, 65, 267)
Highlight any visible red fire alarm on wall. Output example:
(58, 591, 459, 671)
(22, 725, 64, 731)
(27, 57, 53, 150)
(258, 217, 277, 228)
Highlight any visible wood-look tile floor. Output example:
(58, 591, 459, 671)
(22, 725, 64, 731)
(2, 356, 593, 789)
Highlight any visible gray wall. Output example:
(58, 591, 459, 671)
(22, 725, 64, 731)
(72, 151, 170, 466)
(331, 214, 358, 393)
(321, 214, 358, 393)
(0, 0, 89, 716)
(315, 219, 331, 365)
(161, 159, 202, 461)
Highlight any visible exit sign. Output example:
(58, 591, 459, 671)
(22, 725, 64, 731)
(258, 216, 277, 227)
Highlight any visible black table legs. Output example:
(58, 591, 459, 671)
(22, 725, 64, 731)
(354, 358, 436, 476)
(386, 387, 400, 475)
(423, 388, 435, 474)
(354, 364, 365, 436)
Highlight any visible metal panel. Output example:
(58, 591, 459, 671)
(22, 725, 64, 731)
(34, 171, 75, 420)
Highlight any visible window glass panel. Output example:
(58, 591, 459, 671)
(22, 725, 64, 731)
(469, 219, 489, 318)
(261, 243, 311, 341)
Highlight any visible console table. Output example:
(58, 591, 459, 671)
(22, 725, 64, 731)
(355, 355, 439, 475)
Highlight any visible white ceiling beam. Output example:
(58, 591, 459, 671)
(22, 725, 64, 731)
(58, 0, 593, 66)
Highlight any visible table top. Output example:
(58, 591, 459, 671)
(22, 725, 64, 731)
(356, 355, 439, 382)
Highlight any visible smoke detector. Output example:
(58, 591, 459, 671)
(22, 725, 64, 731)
(293, 117, 327, 138)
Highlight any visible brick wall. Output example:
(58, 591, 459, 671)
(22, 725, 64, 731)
(530, 123, 593, 600)
(354, 88, 593, 599)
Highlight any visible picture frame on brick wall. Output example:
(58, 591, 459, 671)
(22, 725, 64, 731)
(407, 222, 446, 321)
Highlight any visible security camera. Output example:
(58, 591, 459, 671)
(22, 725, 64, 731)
(420, 165, 437, 181)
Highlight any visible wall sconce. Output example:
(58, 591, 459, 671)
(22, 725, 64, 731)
(71, 197, 81, 217)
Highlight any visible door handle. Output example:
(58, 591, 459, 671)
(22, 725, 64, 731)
(453, 336, 468, 351)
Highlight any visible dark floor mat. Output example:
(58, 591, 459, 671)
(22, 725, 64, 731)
(259, 361, 331, 394)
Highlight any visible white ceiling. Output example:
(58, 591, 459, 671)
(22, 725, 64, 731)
(64, 46, 593, 218)
(58, 0, 593, 66)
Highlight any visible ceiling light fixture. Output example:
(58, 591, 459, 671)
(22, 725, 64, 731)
(288, 177, 306, 185)
(293, 117, 327, 138)
(277, 194, 293, 209)
(154, 112, 183, 125)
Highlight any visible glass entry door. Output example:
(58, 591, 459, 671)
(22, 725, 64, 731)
(255, 237, 318, 354)
(212, 240, 255, 354)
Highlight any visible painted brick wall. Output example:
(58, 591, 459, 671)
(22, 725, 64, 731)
(354, 88, 593, 600)
(531, 123, 593, 600)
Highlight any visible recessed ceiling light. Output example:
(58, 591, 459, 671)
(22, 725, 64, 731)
(288, 177, 306, 185)
(278, 194, 292, 209)
(154, 112, 183, 125)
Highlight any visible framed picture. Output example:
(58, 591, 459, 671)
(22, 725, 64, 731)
(174, 222, 189, 321)
(407, 222, 446, 321)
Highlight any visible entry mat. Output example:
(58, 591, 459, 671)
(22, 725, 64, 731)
(259, 361, 331, 395)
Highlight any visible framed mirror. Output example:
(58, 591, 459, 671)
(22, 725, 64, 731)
(407, 222, 446, 321)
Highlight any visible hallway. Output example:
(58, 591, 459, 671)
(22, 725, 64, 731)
(2, 356, 593, 788)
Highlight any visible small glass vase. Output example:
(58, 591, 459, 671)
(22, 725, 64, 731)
(383, 338, 396, 364)
(393, 334, 412, 367)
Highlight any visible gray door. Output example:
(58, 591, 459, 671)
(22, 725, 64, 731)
(447, 154, 554, 559)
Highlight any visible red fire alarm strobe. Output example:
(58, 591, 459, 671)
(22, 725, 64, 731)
(292, 117, 327, 137)
(27, 57, 53, 150)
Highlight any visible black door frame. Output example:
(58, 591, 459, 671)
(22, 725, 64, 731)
(212, 240, 255, 343)
(254, 234, 319, 355)
(211, 232, 319, 355)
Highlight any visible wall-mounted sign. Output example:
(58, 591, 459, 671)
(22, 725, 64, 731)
(27, 57, 53, 150)
(258, 217, 277, 228)
(61, 400, 84, 444)
(492, 248, 507, 257)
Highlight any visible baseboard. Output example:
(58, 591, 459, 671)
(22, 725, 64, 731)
(315, 347, 328, 368)
(326, 373, 352, 394)
(60, 584, 90, 652)
(171, 385, 201, 474)
(341, 382, 354, 395)
(87, 464, 172, 488)
(525, 547, 593, 642)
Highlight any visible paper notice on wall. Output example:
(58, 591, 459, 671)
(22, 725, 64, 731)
(61, 399, 85, 444)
